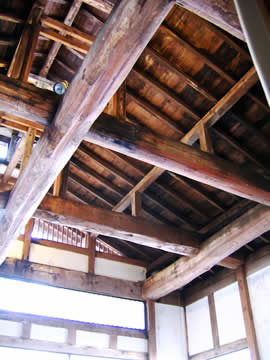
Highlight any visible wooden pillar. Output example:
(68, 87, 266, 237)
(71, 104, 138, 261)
(236, 266, 260, 360)
(147, 300, 157, 360)
(53, 171, 62, 196)
(22, 218, 34, 260)
(199, 123, 214, 154)
(87, 233, 96, 274)
(208, 293, 220, 349)
(21, 127, 36, 170)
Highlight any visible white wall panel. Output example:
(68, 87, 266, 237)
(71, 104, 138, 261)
(94, 258, 146, 281)
(155, 303, 187, 360)
(186, 297, 213, 355)
(29, 244, 88, 272)
(248, 266, 270, 360)
(214, 282, 246, 345)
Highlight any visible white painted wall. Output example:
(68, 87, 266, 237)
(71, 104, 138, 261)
(29, 244, 89, 272)
(247, 266, 270, 360)
(31, 324, 68, 343)
(0, 319, 22, 337)
(117, 336, 148, 352)
(8, 240, 23, 260)
(155, 303, 187, 360)
(95, 257, 146, 281)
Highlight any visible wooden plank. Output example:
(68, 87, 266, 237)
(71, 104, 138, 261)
(142, 204, 270, 299)
(147, 300, 157, 360)
(22, 218, 34, 260)
(208, 293, 219, 348)
(190, 338, 248, 360)
(7, 0, 47, 81)
(0, 0, 175, 265)
(39, 0, 83, 77)
(0, 13, 25, 24)
(34, 195, 200, 256)
(236, 266, 260, 360)
(0, 258, 143, 300)
(175, 0, 244, 41)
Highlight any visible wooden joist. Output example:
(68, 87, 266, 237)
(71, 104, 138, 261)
(142, 204, 270, 299)
(34, 195, 200, 257)
(0, 0, 175, 264)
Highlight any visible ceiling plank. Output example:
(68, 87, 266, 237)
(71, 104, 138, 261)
(175, 0, 244, 41)
(35, 195, 200, 256)
(0, 0, 175, 264)
(142, 204, 270, 299)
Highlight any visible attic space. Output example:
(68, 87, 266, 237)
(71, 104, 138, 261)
(0, 0, 269, 359)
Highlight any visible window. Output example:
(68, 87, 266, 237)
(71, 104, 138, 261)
(0, 277, 145, 330)
(211, 348, 251, 360)
(0, 140, 8, 160)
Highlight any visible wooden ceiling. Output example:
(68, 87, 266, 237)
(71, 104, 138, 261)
(0, 0, 270, 298)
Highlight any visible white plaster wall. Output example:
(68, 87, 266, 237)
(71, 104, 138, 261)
(94, 257, 146, 281)
(29, 244, 89, 272)
(0, 319, 22, 337)
(8, 239, 23, 260)
(155, 303, 188, 360)
(247, 266, 270, 360)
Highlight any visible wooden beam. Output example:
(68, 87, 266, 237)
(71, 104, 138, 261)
(0, 258, 142, 300)
(131, 192, 142, 217)
(142, 204, 270, 299)
(0, 0, 175, 264)
(21, 127, 36, 169)
(208, 293, 219, 348)
(236, 266, 260, 360)
(53, 171, 62, 196)
(34, 195, 200, 256)
(199, 123, 214, 154)
(175, 0, 244, 41)
(86, 112, 270, 206)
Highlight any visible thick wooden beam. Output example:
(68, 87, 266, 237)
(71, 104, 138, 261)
(0, 0, 175, 264)
(0, 258, 142, 300)
(142, 204, 270, 299)
(34, 195, 200, 256)
(86, 112, 270, 206)
(175, 0, 244, 41)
